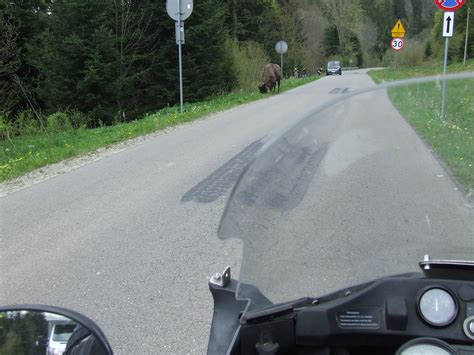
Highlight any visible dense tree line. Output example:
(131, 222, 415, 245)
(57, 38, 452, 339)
(1, 0, 237, 125)
(0, 0, 471, 132)
(1, 0, 311, 127)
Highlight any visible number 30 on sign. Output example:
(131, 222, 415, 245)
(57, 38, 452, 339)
(391, 38, 405, 51)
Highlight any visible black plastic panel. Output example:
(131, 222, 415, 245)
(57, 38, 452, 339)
(294, 275, 474, 347)
(207, 280, 247, 355)
(385, 296, 408, 331)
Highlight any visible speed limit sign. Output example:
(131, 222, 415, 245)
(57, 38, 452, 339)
(391, 38, 405, 51)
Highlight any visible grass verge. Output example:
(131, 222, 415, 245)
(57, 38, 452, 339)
(369, 60, 474, 83)
(369, 61, 473, 192)
(0, 76, 319, 182)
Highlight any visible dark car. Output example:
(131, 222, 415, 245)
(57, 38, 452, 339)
(326, 61, 342, 75)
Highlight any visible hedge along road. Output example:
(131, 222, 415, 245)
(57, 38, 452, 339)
(1, 70, 414, 354)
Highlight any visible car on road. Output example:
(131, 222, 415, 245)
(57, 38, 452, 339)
(47, 323, 77, 355)
(45, 313, 77, 355)
(326, 60, 342, 75)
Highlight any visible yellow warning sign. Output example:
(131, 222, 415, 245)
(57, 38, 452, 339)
(391, 19, 406, 38)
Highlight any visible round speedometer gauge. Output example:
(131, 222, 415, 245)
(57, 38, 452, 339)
(418, 288, 458, 327)
(396, 338, 456, 355)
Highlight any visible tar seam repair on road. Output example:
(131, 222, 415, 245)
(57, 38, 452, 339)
(181, 139, 263, 203)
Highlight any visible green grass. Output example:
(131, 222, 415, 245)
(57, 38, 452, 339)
(369, 59, 474, 83)
(0, 76, 319, 182)
(369, 61, 474, 191)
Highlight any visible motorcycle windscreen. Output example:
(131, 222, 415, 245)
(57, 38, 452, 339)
(218, 75, 474, 312)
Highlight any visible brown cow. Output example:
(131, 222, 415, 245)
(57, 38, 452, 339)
(258, 63, 281, 94)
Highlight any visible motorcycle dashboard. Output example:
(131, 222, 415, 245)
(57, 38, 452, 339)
(236, 275, 474, 354)
(294, 276, 474, 350)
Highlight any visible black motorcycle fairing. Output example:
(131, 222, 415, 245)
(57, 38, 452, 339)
(207, 279, 280, 355)
(208, 273, 474, 354)
(207, 279, 246, 355)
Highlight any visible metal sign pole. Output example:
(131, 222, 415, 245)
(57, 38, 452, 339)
(275, 40, 288, 79)
(280, 53, 283, 78)
(390, 20, 405, 75)
(178, 0, 184, 113)
(167, 0, 192, 113)
(441, 37, 449, 121)
(464, 8, 471, 65)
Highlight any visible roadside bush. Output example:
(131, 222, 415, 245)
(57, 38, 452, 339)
(399, 40, 425, 67)
(381, 40, 425, 68)
(424, 41, 433, 59)
(364, 53, 381, 68)
(17, 110, 42, 136)
(0, 114, 16, 141)
(230, 40, 269, 91)
(69, 110, 92, 129)
(381, 50, 395, 67)
(47, 112, 73, 132)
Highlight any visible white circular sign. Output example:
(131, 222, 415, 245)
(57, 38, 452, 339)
(167, 0, 193, 21)
(275, 40, 288, 54)
(391, 38, 405, 51)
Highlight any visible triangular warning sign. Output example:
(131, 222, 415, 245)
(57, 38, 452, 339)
(391, 19, 406, 33)
(391, 19, 406, 38)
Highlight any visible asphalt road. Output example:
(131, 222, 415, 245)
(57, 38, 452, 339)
(1, 70, 471, 354)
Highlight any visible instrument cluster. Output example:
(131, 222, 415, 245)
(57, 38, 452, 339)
(395, 285, 474, 354)
(292, 275, 474, 354)
(416, 285, 474, 341)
